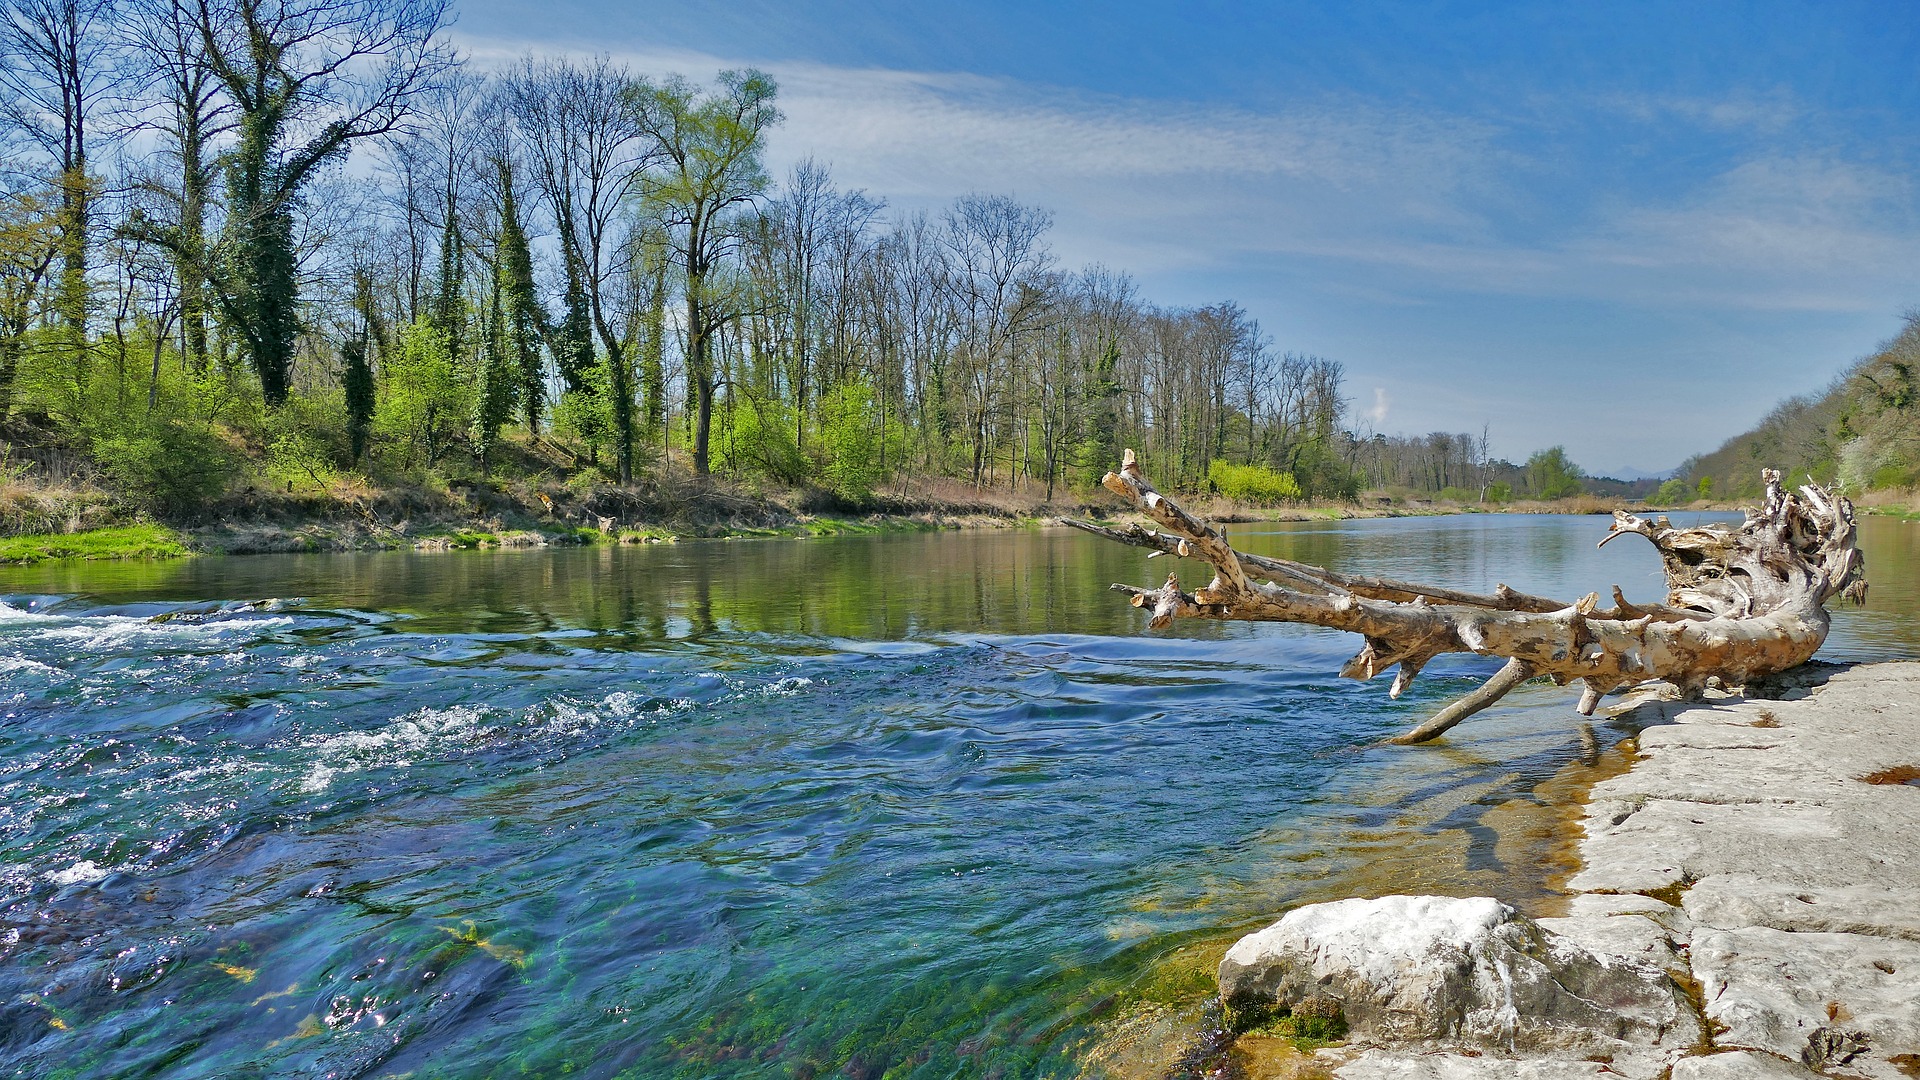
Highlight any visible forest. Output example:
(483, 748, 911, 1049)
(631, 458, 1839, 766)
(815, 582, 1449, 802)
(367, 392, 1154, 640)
(1675, 312, 1920, 508)
(0, 0, 1854, 551)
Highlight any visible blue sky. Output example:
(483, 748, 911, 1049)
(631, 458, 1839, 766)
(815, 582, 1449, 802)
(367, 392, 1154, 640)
(452, 1, 1920, 475)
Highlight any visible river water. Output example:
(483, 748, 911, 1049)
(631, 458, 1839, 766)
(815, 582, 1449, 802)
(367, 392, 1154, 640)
(2, 514, 1915, 1078)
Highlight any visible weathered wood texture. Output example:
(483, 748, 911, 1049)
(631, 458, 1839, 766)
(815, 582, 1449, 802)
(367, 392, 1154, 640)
(1066, 454, 1867, 743)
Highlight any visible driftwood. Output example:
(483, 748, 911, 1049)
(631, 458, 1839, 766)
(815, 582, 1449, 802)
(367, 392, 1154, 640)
(1066, 452, 1867, 744)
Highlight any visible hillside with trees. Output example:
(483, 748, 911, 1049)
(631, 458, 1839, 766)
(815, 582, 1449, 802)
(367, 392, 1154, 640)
(1677, 313, 1920, 506)
(1, 0, 1644, 553)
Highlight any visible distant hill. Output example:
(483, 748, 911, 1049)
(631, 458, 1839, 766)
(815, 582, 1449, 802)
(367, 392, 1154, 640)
(1677, 313, 1919, 501)
(1598, 466, 1673, 483)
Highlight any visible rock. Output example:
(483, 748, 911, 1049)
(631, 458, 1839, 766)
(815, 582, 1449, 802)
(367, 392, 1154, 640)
(1668, 1050, 1824, 1079)
(1217, 895, 1697, 1062)
(1685, 874, 1920, 942)
(1690, 925, 1920, 1069)
(1329, 1051, 1613, 1078)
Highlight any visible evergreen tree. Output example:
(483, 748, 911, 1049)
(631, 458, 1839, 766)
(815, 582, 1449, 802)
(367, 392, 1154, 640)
(548, 238, 595, 394)
(432, 202, 465, 363)
(495, 170, 547, 430)
(342, 332, 375, 464)
(473, 275, 517, 467)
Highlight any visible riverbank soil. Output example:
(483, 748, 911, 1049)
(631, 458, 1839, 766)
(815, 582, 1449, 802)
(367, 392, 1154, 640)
(1222, 660, 1920, 1079)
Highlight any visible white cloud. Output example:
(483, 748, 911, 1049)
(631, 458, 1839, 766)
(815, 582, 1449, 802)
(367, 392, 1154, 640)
(447, 29, 1920, 466)
(1366, 387, 1390, 425)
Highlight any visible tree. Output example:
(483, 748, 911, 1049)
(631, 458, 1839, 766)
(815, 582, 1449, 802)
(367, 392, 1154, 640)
(122, 0, 231, 372)
(1524, 445, 1583, 500)
(0, 187, 60, 414)
(940, 193, 1053, 485)
(1073, 454, 1866, 744)
(630, 67, 781, 476)
(506, 55, 650, 482)
(0, 0, 112, 334)
(189, 0, 454, 406)
(491, 157, 546, 432)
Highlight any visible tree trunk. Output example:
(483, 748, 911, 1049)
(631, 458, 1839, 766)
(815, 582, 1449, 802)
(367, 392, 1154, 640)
(1067, 454, 1867, 744)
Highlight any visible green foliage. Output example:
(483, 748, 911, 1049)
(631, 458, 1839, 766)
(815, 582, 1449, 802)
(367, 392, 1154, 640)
(1653, 478, 1691, 505)
(1437, 486, 1477, 503)
(1486, 481, 1513, 503)
(1209, 459, 1302, 503)
(342, 333, 375, 463)
(1287, 439, 1360, 500)
(717, 392, 805, 484)
(552, 382, 614, 473)
(266, 394, 347, 493)
(91, 417, 238, 510)
(816, 379, 905, 500)
(1697, 476, 1713, 499)
(472, 283, 520, 468)
(1523, 446, 1584, 500)
(375, 319, 472, 468)
(0, 523, 189, 564)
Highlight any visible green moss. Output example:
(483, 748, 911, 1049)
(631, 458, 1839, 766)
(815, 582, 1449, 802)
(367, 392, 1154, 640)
(0, 524, 191, 564)
(1226, 999, 1349, 1050)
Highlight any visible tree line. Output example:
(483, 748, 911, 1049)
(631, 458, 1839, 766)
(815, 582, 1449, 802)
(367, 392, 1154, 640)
(1677, 312, 1920, 503)
(0, 0, 1613, 514)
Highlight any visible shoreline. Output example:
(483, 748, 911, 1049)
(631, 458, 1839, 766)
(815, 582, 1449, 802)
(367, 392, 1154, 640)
(0, 496, 1755, 566)
(1210, 660, 1920, 1079)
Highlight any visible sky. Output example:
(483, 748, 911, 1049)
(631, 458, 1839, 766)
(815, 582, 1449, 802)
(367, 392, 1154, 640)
(450, 1, 1920, 476)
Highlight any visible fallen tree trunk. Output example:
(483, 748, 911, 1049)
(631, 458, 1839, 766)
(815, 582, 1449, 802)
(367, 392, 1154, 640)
(1066, 452, 1867, 743)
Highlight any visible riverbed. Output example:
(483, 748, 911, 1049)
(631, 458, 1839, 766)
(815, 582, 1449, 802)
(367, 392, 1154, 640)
(2, 515, 1915, 1077)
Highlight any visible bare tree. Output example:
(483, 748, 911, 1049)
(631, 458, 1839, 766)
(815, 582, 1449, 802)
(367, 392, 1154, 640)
(505, 54, 652, 483)
(120, 0, 231, 371)
(941, 193, 1053, 485)
(0, 0, 114, 332)
(189, 0, 454, 405)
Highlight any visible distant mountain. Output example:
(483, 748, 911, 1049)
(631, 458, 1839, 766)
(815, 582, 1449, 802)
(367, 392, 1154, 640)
(1592, 466, 1672, 482)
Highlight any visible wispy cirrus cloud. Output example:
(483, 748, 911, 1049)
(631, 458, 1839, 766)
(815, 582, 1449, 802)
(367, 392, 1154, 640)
(450, 29, 1920, 467)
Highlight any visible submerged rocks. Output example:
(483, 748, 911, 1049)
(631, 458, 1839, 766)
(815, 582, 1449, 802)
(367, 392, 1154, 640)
(1218, 894, 1698, 1067)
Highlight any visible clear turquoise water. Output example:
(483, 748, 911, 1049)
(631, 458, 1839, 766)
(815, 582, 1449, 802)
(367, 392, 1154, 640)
(1, 515, 1913, 1078)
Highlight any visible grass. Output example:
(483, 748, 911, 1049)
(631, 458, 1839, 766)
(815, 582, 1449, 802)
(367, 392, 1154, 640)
(0, 523, 191, 564)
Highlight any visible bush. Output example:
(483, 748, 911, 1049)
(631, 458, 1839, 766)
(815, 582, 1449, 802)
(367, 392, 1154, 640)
(815, 379, 905, 500)
(91, 418, 238, 511)
(1653, 478, 1691, 506)
(1208, 460, 1302, 504)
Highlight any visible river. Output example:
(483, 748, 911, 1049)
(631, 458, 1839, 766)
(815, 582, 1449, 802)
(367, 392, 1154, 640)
(2, 514, 1915, 1078)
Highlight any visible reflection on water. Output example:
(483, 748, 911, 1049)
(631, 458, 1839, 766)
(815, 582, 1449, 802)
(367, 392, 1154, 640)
(0, 515, 1911, 1078)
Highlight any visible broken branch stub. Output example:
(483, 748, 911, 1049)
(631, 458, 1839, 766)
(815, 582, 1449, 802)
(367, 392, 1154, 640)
(1071, 457, 1867, 744)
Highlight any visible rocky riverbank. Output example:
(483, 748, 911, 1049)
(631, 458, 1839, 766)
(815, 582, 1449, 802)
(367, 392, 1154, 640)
(1217, 661, 1920, 1079)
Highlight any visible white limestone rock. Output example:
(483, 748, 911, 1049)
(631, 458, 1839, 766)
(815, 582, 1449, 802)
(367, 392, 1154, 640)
(1685, 875, 1920, 942)
(1330, 1051, 1614, 1079)
(1668, 1050, 1823, 1079)
(1690, 925, 1920, 1071)
(1217, 895, 1697, 1063)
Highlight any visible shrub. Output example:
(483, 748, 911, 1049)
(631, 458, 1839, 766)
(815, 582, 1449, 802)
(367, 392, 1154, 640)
(90, 418, 238, 511)
(815, 379, 905, 501)
(1653, 478, 1691, 506)
(1208, 460, 1302, 504)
